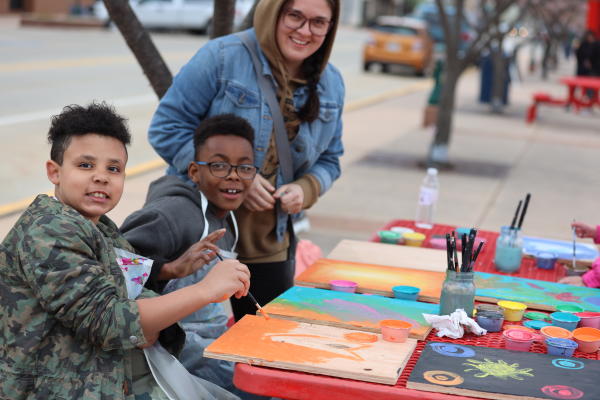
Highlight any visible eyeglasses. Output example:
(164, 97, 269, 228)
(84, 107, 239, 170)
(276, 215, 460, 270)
(195, 161, 258, 180)
(282, 9, 332, 37)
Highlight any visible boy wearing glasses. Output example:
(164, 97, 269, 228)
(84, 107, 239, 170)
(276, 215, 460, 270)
(120, 114, 256, 394)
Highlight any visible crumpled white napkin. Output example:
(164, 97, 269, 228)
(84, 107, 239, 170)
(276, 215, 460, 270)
(423, 309, 487, 339)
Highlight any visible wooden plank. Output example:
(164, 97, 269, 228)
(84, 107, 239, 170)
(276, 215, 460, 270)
(327, 239, 448, 272)
(295, 258, 445, 303)
(205, 315, 417, 385)
(408, 341, 600, 400)
(263, 286, 438, 340)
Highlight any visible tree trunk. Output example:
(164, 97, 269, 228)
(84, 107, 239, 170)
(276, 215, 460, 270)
(427, 63, 460, 167)
(490, 39, 508, 113)
(102, 0, 172, 99)
(238, 0, 259, 31)
(212, 0, 235, 38)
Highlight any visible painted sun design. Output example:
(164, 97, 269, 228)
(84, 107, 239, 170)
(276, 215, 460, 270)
(463, 358, 534, 380)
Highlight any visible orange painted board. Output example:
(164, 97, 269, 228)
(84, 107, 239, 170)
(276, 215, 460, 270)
(204, 314, 418, 385)
(295, 258, 445, 302)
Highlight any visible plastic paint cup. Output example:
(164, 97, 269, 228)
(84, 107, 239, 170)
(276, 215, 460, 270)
(523, 320, 551, 330)
(524, 311, 550, 321)
(556, 304, 584, 314)
(392, 285, 420, 301)
(476, 304, 503, 314)
(390, 227, 414, 244)
(535, 251, 557, 270)
(476, 311, 504, 332)
(378, 230, 402, 244)
(550, 312, 581, 331)
(329, 280, 358, 293)
(572, 327, 600, 353)
(428, 236, 447, 250)
(575, 312, 600, 329)
(503, 329, 541, 352)
(497, 300, 527, 322)
(545, 338, 578, 357)
(379, 319, 412, 343)
(540, 325, 574, 340)
(402, 232, 426, 247)
(504, 324, 536, 333)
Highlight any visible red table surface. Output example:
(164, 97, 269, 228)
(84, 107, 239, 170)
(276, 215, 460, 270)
(233, 220, 580, 399)
(371, 219, 567, 282)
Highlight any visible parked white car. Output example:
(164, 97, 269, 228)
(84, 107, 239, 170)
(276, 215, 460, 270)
(93, 0, 253, 33)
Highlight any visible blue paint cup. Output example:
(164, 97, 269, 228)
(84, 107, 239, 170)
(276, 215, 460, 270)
(535, 251, 557, 270)
(476, 310, 504, 332)
(550, 312, 581, 331)
(545, 337, 578, 356)
(392, 285, 420, 301)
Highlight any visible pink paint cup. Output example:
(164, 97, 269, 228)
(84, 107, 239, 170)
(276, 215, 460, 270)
(503, 329, 543, 352)
(572, 327, 600, 353)
(575, 312, 600, 329)
(379, 319, 412, 343)
(329, 280, 358, 293)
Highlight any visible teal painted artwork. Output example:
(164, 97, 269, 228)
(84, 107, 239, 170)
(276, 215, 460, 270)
(474, 272, 600, 312)
(263, 286, 439, 340)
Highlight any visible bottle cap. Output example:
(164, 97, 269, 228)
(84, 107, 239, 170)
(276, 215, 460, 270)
(427, 167, 438, 175)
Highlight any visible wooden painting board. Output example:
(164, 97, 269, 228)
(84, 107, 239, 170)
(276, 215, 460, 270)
(408, 342, 600, 400)
(295, 258, 445, 302)
(264, 286, 438, 340)
(474, 272, 600, 312)
(204, 315, 417, 385)
(327, 239, 448, 272)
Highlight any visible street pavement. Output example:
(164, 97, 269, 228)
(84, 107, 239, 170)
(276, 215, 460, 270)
(1, 17, 599, 257)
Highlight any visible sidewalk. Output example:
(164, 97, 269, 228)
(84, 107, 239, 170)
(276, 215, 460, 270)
(1, 55, 599, 258)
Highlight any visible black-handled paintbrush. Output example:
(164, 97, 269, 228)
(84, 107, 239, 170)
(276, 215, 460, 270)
(510, 200, 522, 229)
(445, 233, 454, 271)
(517, 193, 531, 230)
(215, 251, 270, 320)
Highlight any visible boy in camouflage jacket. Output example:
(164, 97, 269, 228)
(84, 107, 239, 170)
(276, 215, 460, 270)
(0, 103, 249, 399)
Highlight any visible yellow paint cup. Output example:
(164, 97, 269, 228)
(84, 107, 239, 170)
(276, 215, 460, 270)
(403, 232, 426, 247)
(498, 300, 527, 322)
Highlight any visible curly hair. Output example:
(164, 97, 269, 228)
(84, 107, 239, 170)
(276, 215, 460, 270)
(48, 102, 131, 164)
(193, 114, 255, 157)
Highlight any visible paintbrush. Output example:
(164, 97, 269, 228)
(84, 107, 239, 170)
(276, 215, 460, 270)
(510, 200, 522, 229)
(572, 220, 577, 270)
(445, 233, 454, 271)
(215, 251, 270, 320)
(461, 233, 467, 272)
(452, 232, 459, 272)
(517, 193, 531, 230)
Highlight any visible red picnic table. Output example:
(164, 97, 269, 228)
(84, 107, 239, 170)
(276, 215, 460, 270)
(232, 221, 592, 400)
(560, 76, 600, 111)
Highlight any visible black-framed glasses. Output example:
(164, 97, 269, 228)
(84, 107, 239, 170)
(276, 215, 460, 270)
(282, 9, 332, 37)
(195, 161, 258, 180)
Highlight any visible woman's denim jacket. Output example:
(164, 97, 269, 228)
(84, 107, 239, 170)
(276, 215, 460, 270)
(148, 29, 345, 241)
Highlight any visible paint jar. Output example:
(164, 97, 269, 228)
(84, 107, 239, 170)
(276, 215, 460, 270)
(572, 327, 600, 353)
(390, 227, 414, 244)
(535, 251, 557, 270)
(475, 304, 503, 315)
(540, 325, 573, 340)
(556, 304, 584, 314)
(497, 300, 527, 322)
(494, 226, 523, 273)
(392, 285, 420, 301)
(378, 230, 402, 244)
(504, 325, 535, 333)
(379, 319, 412, 343)
(523, 320, 551, 330)
(476, 310, 504, 332)
(575, 312, 600, 329)
(439, 270, 475, 316)
(550, 312, 581, 331)
(403, 232, 426, 247)
(329, 280, 358, 293)
(503, 329, 541, 352)
(523, 311, 550, 321)
(545, 338, 578, 357)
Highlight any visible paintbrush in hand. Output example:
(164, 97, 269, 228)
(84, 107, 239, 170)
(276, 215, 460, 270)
(215, 251, 270, 320)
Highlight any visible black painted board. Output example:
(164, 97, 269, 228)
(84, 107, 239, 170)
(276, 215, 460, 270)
(407, 342, 599, 400)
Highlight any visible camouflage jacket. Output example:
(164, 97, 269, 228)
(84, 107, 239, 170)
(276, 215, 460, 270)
(0, 195, 166, 399)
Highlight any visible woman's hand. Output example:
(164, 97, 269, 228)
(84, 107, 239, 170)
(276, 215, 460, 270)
(558, 275, 585, 286)
(274, 183, 304, 215)
(243, 174, 276, 211)
(159, 229, 226, 280)
(572, 221, 596, 239)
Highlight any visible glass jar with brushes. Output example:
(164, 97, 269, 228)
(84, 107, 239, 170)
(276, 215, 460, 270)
(494, 226, 523, 273)
(439, 270, 476, 316)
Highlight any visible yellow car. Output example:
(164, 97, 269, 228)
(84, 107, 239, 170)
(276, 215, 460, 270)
(363, 16, 433, 76)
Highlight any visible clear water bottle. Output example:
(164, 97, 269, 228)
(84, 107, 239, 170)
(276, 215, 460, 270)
(415, 168, 439, 229)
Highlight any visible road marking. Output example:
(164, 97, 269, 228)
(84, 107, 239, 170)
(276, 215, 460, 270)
(0, 82, 430, 217)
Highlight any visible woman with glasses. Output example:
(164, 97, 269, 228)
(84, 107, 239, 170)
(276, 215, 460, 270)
(148, 0, 344, 322)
